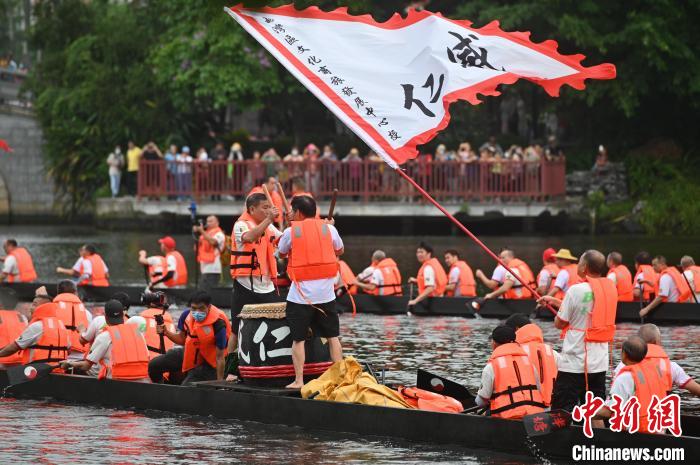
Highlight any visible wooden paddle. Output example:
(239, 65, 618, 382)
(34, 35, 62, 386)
(523, 409, 572, 437)
(328, 188, 338, 219)
(406, 282, 414, 315)
(276, 181, 290, 225)
(416, 369, 476, 407)
(5, 363, 56, 387)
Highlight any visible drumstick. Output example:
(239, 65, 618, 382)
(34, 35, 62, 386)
(276, 181, 290, 215)
(261, 184, 274, 206)
(328, 189, 339, 219)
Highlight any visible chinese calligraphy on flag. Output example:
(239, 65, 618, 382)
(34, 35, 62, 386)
(226, 4, 616, 167)
(0, 139, 12, 153)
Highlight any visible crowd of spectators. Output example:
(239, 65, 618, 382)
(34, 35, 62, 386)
(108, 135, 566, 200)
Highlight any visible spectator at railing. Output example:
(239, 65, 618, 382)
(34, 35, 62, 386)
(342, 148, 362, 195)
(479, 135, 504, 157)
(106, 145, 125, 198)
(164, 145, 178, 199)
(126, 141, 142, 196)
(176, 146, 193, 200)
(142, 141, 163, 161)
(261, 147, 282, 178)
(229, 142, 244, 162)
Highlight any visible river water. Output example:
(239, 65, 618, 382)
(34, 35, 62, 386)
(1, 226, 699, 464)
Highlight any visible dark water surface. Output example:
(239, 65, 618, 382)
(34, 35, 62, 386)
(0, 226, 699, 463)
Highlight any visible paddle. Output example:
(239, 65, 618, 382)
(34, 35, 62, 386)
(523, 409, 572, 437)
(416, 369, 476, 406)
(406, 282, 414, 316)
(328, 188, 338, 219)
(189, 201, 199, 286)
(276, 181, 290, 227)
(5, 362, 55, 387)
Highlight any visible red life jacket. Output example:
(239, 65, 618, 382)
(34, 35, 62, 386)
(337, 260, 357, 294)
(644, 343, 672, 393)
(22, 303, 70, 365)
(417, 257, 447, 297)
(182, 306, 231, 372)
(197, 226, 223, 264)
(446, 260, 476, 297)
(0, 310, 28, 365)
(54, 293, 90, 354)
(503, 259, 536, 300)
(79, 254, 109, 287)
(655, 267, 692, 303)
(515, 323, 558, 406)
(98, 323, 150, 381)
(287, 219, 338, 283)
(608, 264, 633, 302)
(488, 342, 546, 419)
(370, 258, 403, 296)
(536, 263, 559, 294)
(618, 360, 668, 434)
(554, 264, 582, 300)
(139, 308, 175, 360)
(397, 386, 463, 413)
(634, 264, 657, 300)
(230, 212, 278, 286)
(6, 247, 37, 283)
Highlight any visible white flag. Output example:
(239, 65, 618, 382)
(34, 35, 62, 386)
(226, 4, 615, 167)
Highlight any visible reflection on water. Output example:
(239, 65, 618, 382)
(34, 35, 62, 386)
(0, 314, 697, 464)
(1, 225, 700, 287)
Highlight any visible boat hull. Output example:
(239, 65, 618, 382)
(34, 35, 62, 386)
(0, 372, 697, 462)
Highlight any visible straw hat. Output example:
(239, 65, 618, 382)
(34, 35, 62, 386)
(552, 249, 577, 261)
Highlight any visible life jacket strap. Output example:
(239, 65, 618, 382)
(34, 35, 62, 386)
(491, 383, 539, 399)
(489, 400, 547, 415)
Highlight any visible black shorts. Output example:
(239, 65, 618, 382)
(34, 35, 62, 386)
(230, 279, 282, 332)
(550, 371, 607, 412)
(285, 300, 339, 342)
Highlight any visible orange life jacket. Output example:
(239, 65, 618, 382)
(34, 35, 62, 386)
(537, 263, 559, 294)
(417, 257, 447, 297)
(148, 255, 168, 284)
(618, 360, 668, 434)
(167, 251, 188, 286)
(634, 264, 657, 300)
(287, 219, 338, 282)
(22, 303, 70, 365)
(97, 323, 150, 381)
(79, 253, 109, 287)
(54, 293, 90, 354)
(0, 310, 28, 365)
(608, 264, 633, 302)
(687, 266, 700, 296)
(515, 323, 558, 406)
(397, 386, 463, 413)
(6, 247, 37, 283)
(182, 305, 231, 372)
(446, 260, 476, 297)
(503, 259, 536, 300)
(370, 258, 403, 296)
(655, 267, 692, 303)
(197, 226, 223, 264)
(554, 264, 582, 300)
(583, 277, 618, 342)
(643, 343, 672, 393)
(488, 342, 546, 419)
(139, 308, 175, 359)
(230, 212, 278, 287)
(337, 260, 357, 295)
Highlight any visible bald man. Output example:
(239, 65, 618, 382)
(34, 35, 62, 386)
(541, 250, 617, 412)
(614, 324, 700, 396)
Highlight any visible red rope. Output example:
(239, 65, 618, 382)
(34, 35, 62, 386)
(395, 168, 557, 316)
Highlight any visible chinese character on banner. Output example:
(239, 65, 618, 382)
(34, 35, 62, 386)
(608, 395, 640, 434)
(401, 73, 445, 118)
(648, 394, 682, 437)
(446, 31, 502, 71)
(572, 391, 604, 439)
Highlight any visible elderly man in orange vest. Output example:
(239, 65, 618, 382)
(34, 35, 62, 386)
(193, 215, 226, 292)
(407, 242, 447, 307)
(680, 255, 700, 303)
(475, 248, 534, 300)
(1, 239, 38, 283)
(639, 255, 693, 318)
(353, 250, 403, 296)
(278, 195, 345, 389)
(56, 244, 110, 287)
(538, 249, 617, 412)
(606, 251, 634, 302)
(444, 249, 476, 297)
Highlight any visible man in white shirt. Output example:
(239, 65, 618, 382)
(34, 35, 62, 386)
(278, 195, 344, 389)
(539, 250, 611, 412)
(640, 255, 692, 318)
(56, 244, 109, 284)
(193, 215, 226, 292)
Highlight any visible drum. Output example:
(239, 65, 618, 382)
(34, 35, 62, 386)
(238, 302, 332, 387)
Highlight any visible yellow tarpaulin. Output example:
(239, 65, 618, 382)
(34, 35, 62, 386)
(301, 356, 413, 409)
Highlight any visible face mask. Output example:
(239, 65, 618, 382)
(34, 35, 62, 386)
(192, 310, 207, 322)
(291, 149, 299, 156)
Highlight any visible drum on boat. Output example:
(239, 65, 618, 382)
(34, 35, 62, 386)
(238, 302, 332, 387)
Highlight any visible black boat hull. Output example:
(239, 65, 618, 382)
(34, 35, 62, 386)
(2, 282, 698, 325)
(0, 372, 697, 463)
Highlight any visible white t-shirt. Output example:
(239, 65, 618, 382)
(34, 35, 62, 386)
(556, 282, 609, 374)
(491, 265, 518, 285)
(658, 274, 679, 302)
(606, 371, 636, 408)
(72, 257, 92, 280)
(81, 315, 107, 343)
(15, 320, 73, 361)
(369, 268, 387, 295)
(684, 270, 700, 301)
(357, 266, 375, 283)
(554, 269, 572, 291)
(278, 224, 344, 305)
(199, 229, 226, 274)
(421, 265, 436, 287)
(86, 319, 148, 381)
(538, 267, 555, 289)
(613, 361, 692, 388)
(2, 255, 18, 277)
(233, 220, 282, 293)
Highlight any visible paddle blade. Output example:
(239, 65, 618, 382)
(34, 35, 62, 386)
(6, 363, 53, 386)
(523, 409, 572, 437)
(416, 369, 475, 406)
